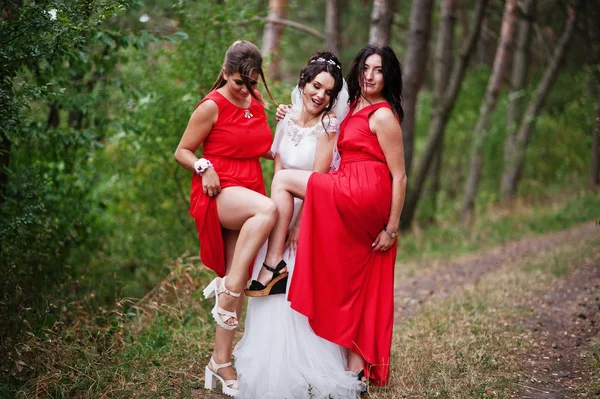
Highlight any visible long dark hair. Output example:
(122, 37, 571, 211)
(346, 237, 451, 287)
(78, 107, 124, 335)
(297, 51, 344, 129)
(346, 44, 404, 121)
(210, 40, 274, 105)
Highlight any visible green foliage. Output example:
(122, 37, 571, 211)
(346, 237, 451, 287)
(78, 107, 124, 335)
(0, 0, 184, 339)
(1, 1, 597, 395)
(413, 65, 597, 224)
(88, 0, 270, 301)
(397, 191, 600, 263)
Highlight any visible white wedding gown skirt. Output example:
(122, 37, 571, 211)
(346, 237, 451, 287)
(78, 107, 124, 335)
(234, 198, 364, 399)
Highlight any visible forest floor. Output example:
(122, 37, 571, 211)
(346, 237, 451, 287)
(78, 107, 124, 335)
(387, 221, 599, 398)
(6, 221, 599, 399)
(192, 221, 600, 398)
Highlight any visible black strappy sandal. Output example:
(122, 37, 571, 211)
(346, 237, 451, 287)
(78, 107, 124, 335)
(245, 260, 288, 297)
(357, 370, 368, 396)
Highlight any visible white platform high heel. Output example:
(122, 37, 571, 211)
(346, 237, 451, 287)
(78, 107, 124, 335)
(204, 357, 240, 397)
(203, 276, 241, 330)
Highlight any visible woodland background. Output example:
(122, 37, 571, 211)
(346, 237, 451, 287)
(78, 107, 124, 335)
(1, 0, 599, 397)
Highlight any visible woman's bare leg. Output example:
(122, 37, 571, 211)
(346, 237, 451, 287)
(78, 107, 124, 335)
(215, 186, 277, 313)
(257, 169, 313, 285)
(211, 228, 240, 381)
(347, 350, 364, 374)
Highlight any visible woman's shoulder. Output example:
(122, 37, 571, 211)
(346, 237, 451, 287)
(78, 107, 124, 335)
(195, 93, 219, 113)
(371, 106, 399, 126)
(197, 90, 226, 110)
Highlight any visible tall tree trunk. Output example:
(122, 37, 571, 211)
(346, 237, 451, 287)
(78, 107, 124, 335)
(262, 0, 287, 80)
(477, 12, 496, 66)
(425, 137, 444, 223)
(369, 0, 396, 45)
(585, 0, 600, 189)
(427, 0, 458, 217)
(506, 0, 535, 130)
(402, 0, 434, 177)
(400, 0, 489, 231)
(592, 102, 600, 188)
(325, 0, 340, 55)
(1, 0, 22, 19)
(47, 103, 60, 129)
(461, 0, 518, 223)
(0, 132, 9, 203)
(500, 0, 536, 203)
(500, 5, 577, 199)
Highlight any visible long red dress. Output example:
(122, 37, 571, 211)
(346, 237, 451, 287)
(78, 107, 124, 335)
(288, 102, 397, 386)
(189, 90, 272, 277)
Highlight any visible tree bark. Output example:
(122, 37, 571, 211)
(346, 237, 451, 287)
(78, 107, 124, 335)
(402, 0, 434, 177)
(506, 0, 535, 131)
(477, 12, 496, 66)
(1, 0, 22, 20)
(325, 0, 340, 55)
(500, 5, 577, 199)
(585, 0, 600, 189)
(47, 103, 60, 129)
(427, 0, 458, 216)
(239, 17, 324, 40)
(400, 0, 489, 231)
(592, 102, 600, 188)
(461, 0, 518, 223)
(369, 0, 396, 46)
(425, 137, 444, 224)
(261, 0, 287, 80)
(500, 0, 536, 204)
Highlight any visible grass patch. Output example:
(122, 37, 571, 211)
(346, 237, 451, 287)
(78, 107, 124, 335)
(368, 236, 600, 398)
(588, 337, 600, 394)
(4, 200, 598, 398)
(3, 256, 218, 399)
(396, 191, 600, 277)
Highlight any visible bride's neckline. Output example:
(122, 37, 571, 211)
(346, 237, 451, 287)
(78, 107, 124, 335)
(289, 108, 328, 129)
(289, 116, 322, 129)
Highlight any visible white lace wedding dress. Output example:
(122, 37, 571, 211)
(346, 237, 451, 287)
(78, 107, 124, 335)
(233, 114, 364, 399)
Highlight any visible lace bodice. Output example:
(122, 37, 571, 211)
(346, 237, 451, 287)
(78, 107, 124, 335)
(271, 115, 340, 171)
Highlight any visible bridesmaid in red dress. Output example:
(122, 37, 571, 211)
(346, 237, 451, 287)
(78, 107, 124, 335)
(174, 40, 275, 397)
(256, 44, 406, 389)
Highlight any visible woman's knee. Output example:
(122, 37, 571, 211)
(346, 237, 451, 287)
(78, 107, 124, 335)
(258, 197, 278, 223)
(271, 170, 291, 192)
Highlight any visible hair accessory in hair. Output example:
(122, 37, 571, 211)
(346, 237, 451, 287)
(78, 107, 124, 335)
(310, 57, 341, 70)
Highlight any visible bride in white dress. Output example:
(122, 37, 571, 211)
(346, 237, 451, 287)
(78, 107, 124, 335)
(233, 53, 364, 399)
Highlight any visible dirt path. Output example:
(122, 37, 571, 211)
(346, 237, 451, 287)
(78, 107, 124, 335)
(392, 220, 599, 398)
(196, 222, 599, 398)
(513, 257, 600, 398)
(393, 221, 598, 323)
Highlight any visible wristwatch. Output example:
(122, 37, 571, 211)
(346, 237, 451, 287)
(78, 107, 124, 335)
(194, 158, 213, 175)
(384, 227, 398, 238)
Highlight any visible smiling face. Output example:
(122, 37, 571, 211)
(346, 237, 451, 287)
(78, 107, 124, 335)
(301, 71, 335, 116)
(223, 70, 259, 104)
(361, 54, 384, 100)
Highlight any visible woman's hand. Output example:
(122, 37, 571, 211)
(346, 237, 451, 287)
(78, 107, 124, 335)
(285, 220, 301, 255)
(372, 229, 396, 252)
(202, 167, 221, 197)
(276, 104, 291, 121)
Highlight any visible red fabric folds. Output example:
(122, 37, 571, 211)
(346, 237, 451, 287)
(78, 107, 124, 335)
(289, 102, 397, 386)
(188, 90, 272, 277)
